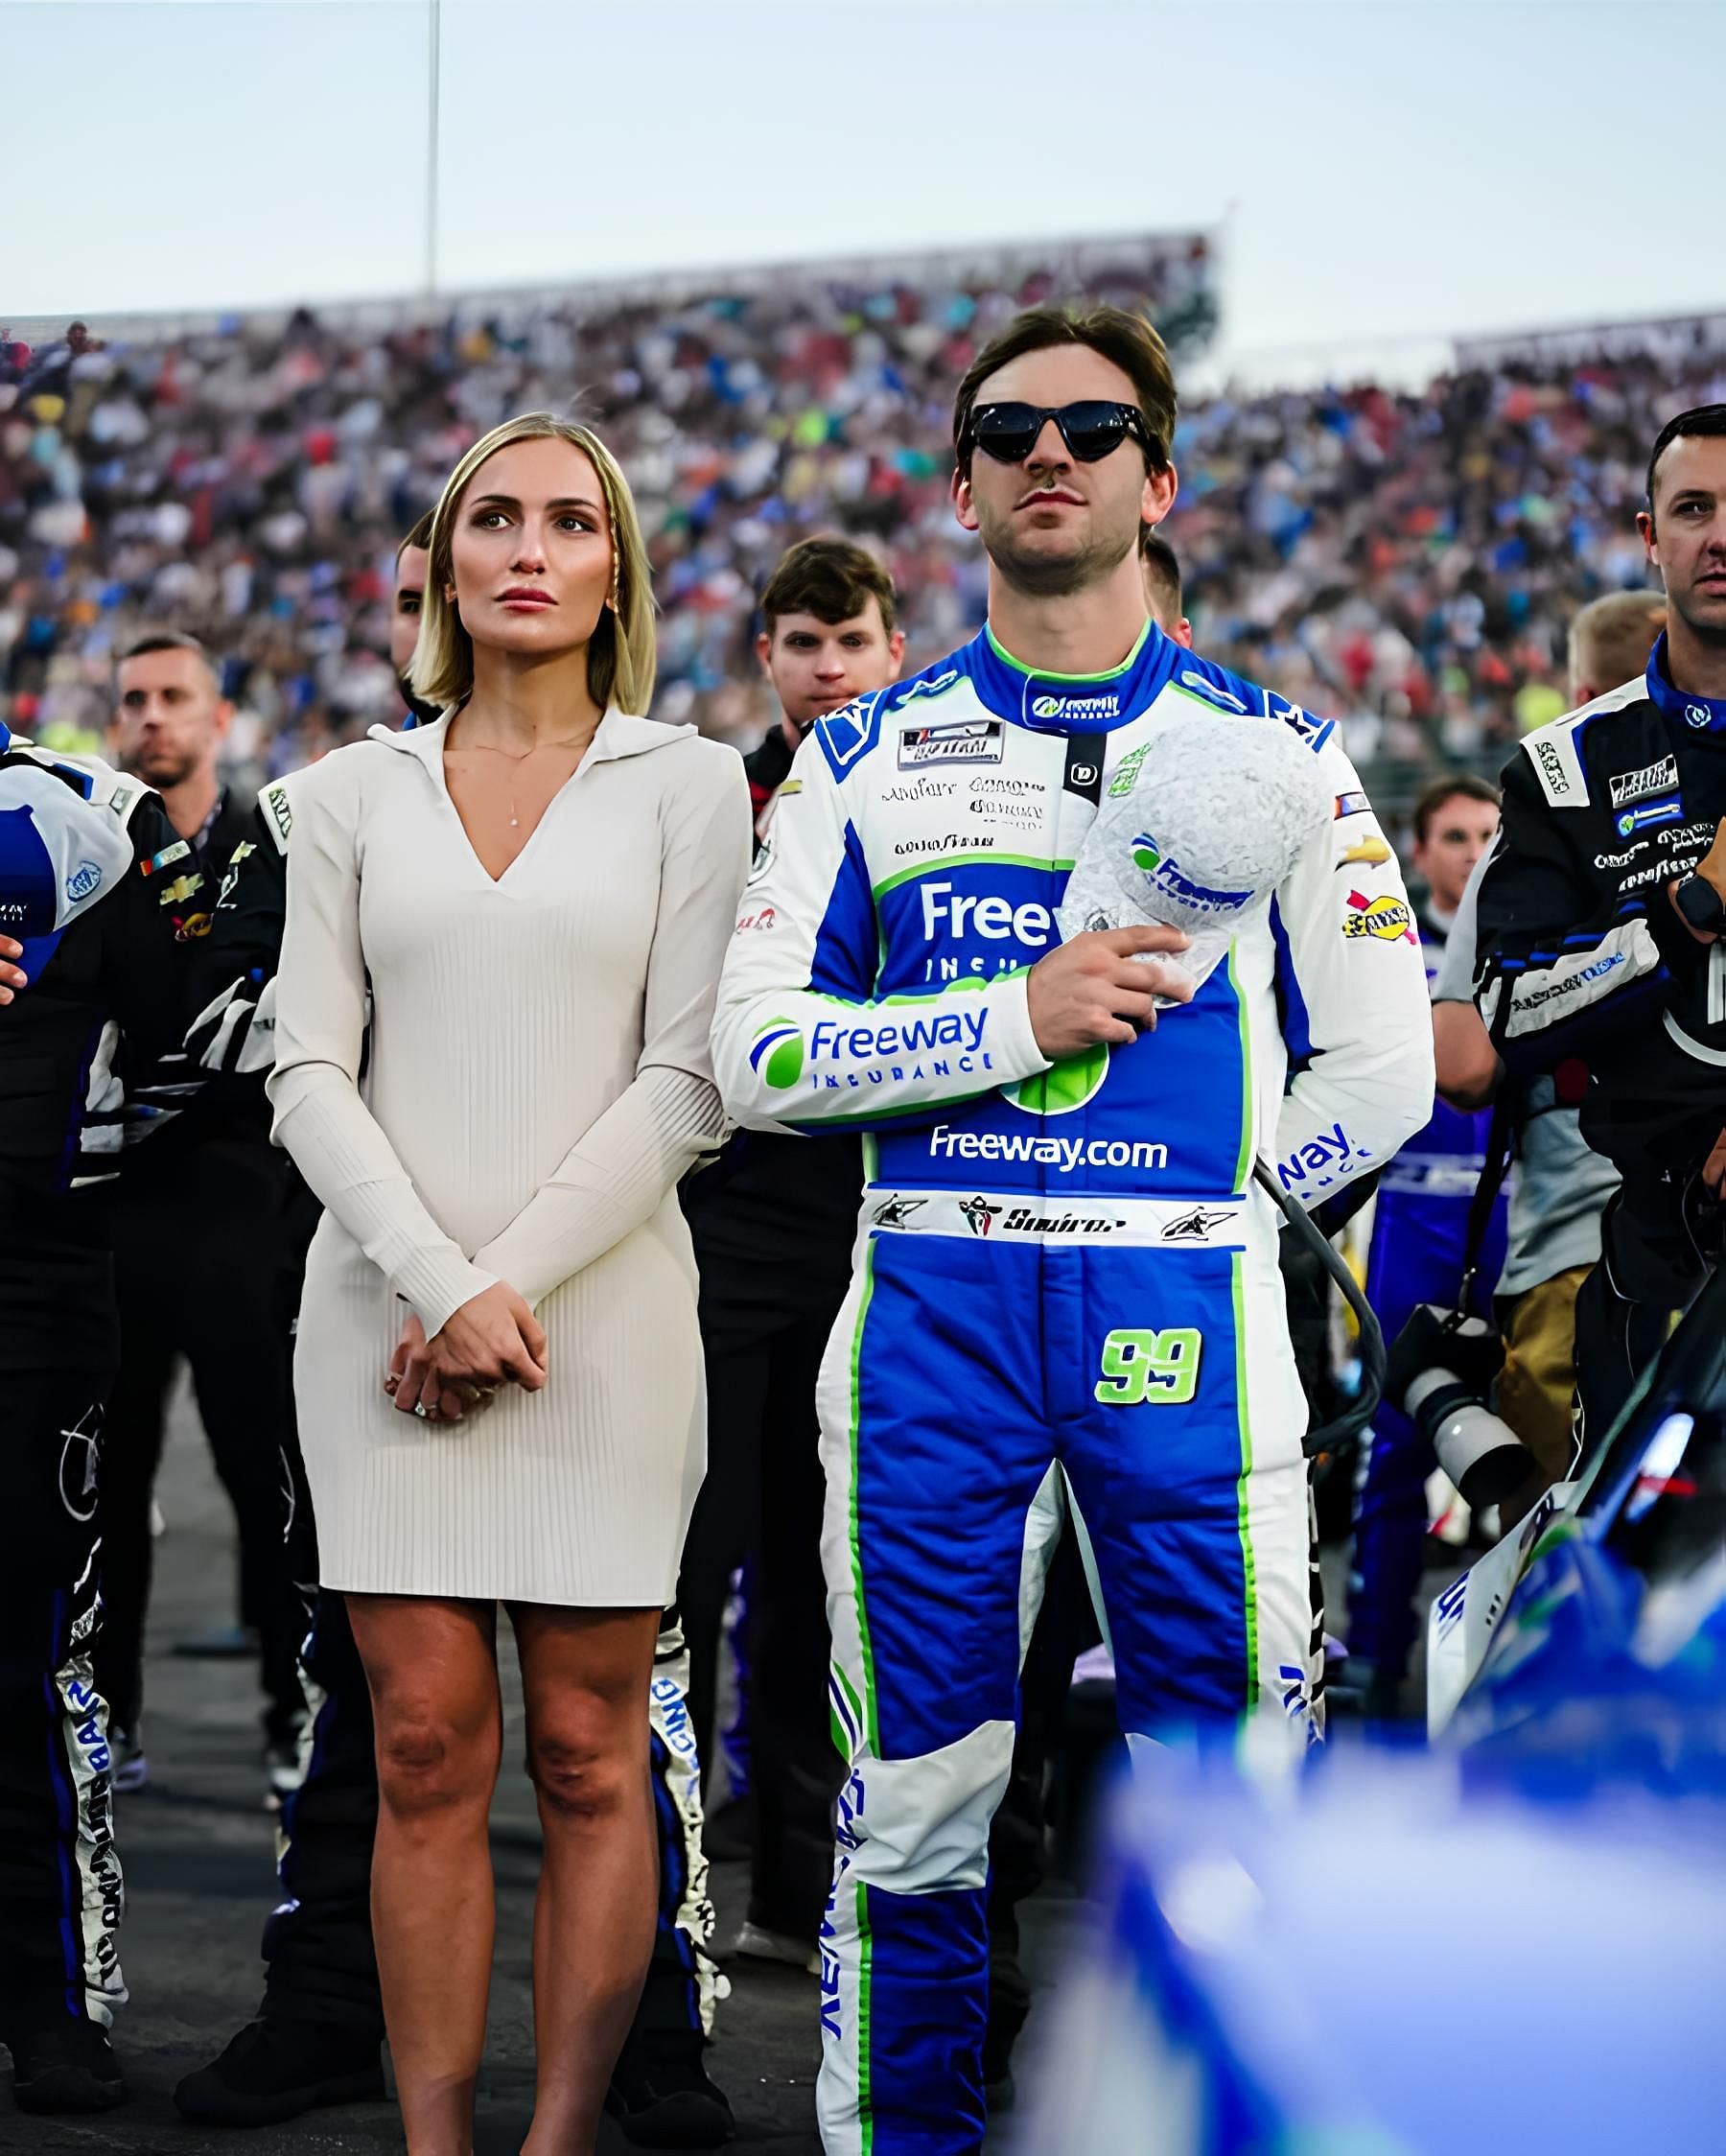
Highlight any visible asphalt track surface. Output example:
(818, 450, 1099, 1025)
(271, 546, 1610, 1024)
(2, 1376, 1075, 2152)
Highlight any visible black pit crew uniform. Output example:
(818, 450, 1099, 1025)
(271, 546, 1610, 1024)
(173, 779, 729, 2142)
(93, 783, 308, 1756)
(0, 725, 186, 2081)
(1475, 637, 1726, 1447)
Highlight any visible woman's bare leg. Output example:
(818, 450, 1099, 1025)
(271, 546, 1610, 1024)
(346, 1593, 502, 2156)
(510, 1603, 661, 2156)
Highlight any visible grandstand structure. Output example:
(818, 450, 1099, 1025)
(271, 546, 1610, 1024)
(3, 240, 1720, 823)
(0, 231, 1221, 361)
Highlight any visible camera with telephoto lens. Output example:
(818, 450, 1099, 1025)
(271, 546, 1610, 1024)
(1385, 1303, 1531, 1510)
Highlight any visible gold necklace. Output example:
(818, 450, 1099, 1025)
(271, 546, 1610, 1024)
(457, 735, 593, 761)
(453, 733, 594, 830)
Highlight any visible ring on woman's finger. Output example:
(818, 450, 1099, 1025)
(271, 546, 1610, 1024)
(411, 1400, 430, 1419)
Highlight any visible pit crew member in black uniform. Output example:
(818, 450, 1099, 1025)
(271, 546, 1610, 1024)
(1426, 596, 1659, 1498)
(95, 632, 307, 1795)
(1476, 405, 1726, 1449)
(0, 724, 189, 2115)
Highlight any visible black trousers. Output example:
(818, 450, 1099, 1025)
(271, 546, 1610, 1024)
(261, 1590, 719, 2046)
(1574, 1249, 1686, 1467)
(679, 1275, 842, 1940)
(95, 1156, 307, 1746)
(0, 1367, 126, 2039)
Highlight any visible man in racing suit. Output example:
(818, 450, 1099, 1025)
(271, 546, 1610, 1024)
(712, 306, 1434, 2153)
(0, 721, 189, 2112)
(1475, 406, 1726, 1451)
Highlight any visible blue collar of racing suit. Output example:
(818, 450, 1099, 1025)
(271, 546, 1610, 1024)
(964, 619, 1179, 733)
(1645, 631, 1726, 736)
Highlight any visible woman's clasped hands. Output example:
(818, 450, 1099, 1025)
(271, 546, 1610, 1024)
(384, 1281, 548, 1423)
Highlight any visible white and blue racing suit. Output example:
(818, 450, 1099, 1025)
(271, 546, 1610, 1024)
(711, 621, 1434, 2155)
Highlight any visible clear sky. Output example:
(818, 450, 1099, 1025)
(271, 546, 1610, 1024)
(7, 0, 1722, 375)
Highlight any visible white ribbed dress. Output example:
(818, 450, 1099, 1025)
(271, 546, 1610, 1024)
(267, 710, 752, 1605)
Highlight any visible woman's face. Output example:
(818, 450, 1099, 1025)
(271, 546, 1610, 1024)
(446, 434, 615, 663)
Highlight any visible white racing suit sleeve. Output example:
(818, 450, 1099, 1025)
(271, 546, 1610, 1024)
(1266, 741, 1434, 1206)
(711, 733, 1052, 1132)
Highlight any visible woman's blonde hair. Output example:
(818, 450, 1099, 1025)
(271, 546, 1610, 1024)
(408, 412, 657, 715)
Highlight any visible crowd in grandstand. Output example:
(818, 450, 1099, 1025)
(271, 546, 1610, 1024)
(4, 246, 1722, 800)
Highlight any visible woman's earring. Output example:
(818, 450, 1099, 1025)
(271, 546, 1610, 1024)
(608, 553, 621, 615)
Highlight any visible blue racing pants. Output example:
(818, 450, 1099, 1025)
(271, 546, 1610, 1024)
(812, 1195, 1318, 2155)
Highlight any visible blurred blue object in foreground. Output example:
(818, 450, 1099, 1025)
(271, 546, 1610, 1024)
(1433, 1266, 1726, 1793)
(1019, 1269, 1726, 2153)
(1019, 1746, 1726, 2154)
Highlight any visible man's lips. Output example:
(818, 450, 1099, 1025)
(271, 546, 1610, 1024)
(1015, 487, 1084, 511)
(499, 588, 555, 609)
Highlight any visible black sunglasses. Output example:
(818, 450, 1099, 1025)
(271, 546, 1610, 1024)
(962, 399, 1163, 469)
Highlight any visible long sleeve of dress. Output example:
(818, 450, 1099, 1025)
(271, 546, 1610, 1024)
(472, 747, 753, 1309)
(267, 762, 500, 1337)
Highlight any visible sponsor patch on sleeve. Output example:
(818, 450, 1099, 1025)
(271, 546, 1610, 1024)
(261, 782, 293, 854)
(1523, 724, 1588, 807)
(1341, 890, 1417, 945)
(1267, 691, 1335, 755)
(141, 838, 192, 878)
(1338, 835, 1392, 869)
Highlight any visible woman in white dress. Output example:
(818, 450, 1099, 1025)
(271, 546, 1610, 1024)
(267, 412, 751, 2155)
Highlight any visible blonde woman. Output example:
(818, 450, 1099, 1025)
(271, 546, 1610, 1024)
(268, 414, 751, 2155)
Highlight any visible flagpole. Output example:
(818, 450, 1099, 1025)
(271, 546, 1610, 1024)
(425, 0, 442, 300)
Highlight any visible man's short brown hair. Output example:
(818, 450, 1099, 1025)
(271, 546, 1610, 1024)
(951, 305, 1178, 477)
(1411, 771, 1500, 846)
(1138, 527, 1182, 619)
(1567, 591, 1665, 702)
(759, 537, 898, 637)
(116, 630, 221, 692)
(396, 510, 433, 560)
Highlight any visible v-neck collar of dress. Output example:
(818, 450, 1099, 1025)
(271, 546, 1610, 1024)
(368, 706, 696, 889)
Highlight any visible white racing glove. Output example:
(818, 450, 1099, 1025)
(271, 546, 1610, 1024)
(1058, 711, 1332, 1001)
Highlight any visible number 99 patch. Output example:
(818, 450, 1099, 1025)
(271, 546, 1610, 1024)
(1094, 1327, 1202, 1406)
